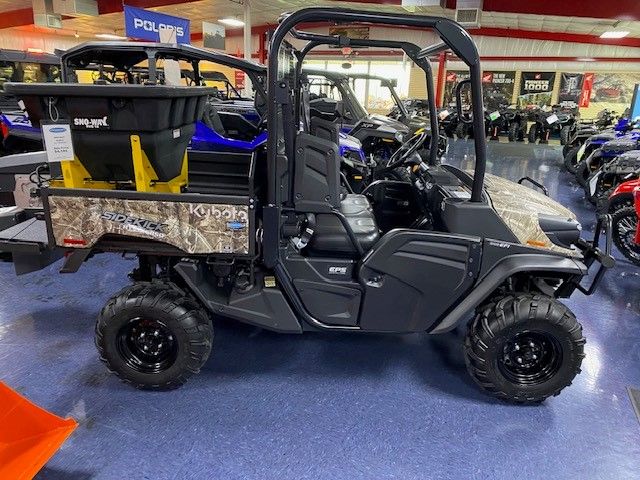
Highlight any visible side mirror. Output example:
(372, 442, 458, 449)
(388, 79, 398, 88)
(455, 79, 472, 124)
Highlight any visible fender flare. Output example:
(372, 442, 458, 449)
(428, 253, 587, 334)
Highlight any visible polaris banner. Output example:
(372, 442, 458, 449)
(558, 73, 584, 108)
(124, 6, 190, 44)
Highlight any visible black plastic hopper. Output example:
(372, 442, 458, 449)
(3, 83, 214, 183)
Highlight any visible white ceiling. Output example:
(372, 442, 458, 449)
(1, 0, 639, 40)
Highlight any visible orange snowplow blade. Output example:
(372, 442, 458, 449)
(0, 382, 77, 480)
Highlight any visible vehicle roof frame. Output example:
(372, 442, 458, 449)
(59, 41, 267, 103)
(0, 49, 60, 65)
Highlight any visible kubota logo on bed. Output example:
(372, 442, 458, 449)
(73, 116, 109, 129)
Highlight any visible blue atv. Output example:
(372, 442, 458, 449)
(575, 123, 640, 188)
(0, 111, 44, 155)
(189, 96, 369, 194)
(569, 117, 636, 177)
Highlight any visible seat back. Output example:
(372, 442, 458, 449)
(310, 116, 340, 145)
(293, 132, 340, 213)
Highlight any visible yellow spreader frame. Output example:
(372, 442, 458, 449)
(50, 134, 188, 193)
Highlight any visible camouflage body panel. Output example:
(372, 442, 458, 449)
(483, 174, 580, 258)
(48, 195, 250, 254)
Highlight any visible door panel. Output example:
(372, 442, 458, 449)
(358, 230, 481, 332)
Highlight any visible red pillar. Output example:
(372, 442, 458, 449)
(258, 31, 267, 64)
(435, 52, 447, 108)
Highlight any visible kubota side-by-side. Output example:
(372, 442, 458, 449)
(0, 8, 614, 403)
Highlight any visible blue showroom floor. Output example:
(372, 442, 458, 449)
(1, 140, 639, 480)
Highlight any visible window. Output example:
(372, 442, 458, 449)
(0, 61, 60, 90)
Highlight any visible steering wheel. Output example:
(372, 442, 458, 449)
(381, 129, 429, 173)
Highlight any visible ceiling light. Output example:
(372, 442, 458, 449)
(600, 31, 630, 39)
(219, 18, 244, 27)
(577, 57, 596, 62)
(27, 48, 44, 54)
(74, 31, 79, 38)
(95, 33, 127, 40)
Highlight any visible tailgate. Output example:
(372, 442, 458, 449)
(0, 217, 61, 275)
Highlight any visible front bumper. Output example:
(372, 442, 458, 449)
(574, 215, 615, 295)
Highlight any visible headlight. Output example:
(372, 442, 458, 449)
(538, 214, 582, 249)
(394, 131, 405, 143)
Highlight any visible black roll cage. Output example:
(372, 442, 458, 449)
(267, 7, 487, 210)
(58, 41, 267, 104)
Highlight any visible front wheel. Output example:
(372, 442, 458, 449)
(528, 123, 538, 144)
(560, 125, 571, 145)
(507, 122, 518, 142)
(455, 122, 467, 140)
(575, 161, 591, 189)
(96, 282, 213, 390)
(563, 145, 580, 174)
(612, 206, 640, 266)
(464, 294, 585, 403)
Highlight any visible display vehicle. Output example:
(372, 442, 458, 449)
(0, 8, 614, 403)
(0, 49, 60, 155)
(611, 186, 640, 265)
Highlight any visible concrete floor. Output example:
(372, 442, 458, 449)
(1, 140, 639, 480)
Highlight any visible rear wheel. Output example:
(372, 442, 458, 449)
(611, 206, 640, 266)
(455, 122, 467, 140)
(563, 145, 580, 174)
(608, 193, 633, 214)
(528, 124, 538, 144)
(464, 294, 585, 403)
(96, 282, 213, 390)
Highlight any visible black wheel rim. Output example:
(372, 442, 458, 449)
(615, 213, 640, 260)
(498, 331, 562, 385)
(116, 317, 178, 374)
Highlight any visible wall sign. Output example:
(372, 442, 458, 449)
(558, 73, 584, 108)
(443, 70, 515, 110)
(579, 73, 594, 108)
(518, 72, 556, 107)
(234, 70, 245, 90)
(124, 5, 190, 44)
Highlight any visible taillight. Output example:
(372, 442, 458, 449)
(0, 120, 8, 139)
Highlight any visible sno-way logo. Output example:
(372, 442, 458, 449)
(73, 116, 109, 129)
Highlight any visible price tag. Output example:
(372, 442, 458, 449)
(489, 111, 501, 121)
(438, 109, 450, 120)
(41, 123, 74, 163)
(546, 114, 559, 124)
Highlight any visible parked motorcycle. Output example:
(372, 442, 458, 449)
(611, 186, 640, 265)
(585, 150, 640, 205)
